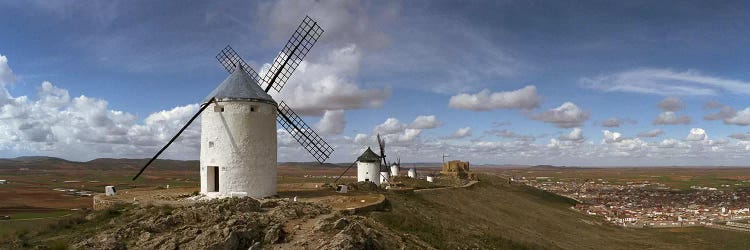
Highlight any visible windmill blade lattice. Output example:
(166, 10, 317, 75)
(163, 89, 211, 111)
(214, 16, 332, 164)
(262, 16, 323, 93)
(277, 101, 333, 163)
(216, 45, 264, 88)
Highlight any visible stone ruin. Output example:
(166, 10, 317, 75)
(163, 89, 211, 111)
(441, 160, 477, 180)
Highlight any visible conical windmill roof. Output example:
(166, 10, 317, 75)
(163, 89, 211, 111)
(204, 67, 276, 105)
(357, 147, 381, 163)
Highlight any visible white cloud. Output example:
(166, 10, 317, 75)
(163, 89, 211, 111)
(658, 138, 681, 148)
(315, 109, 346, 135)
(373, 118, 406, 135)
(448, 85, 540, 111)
(0, 80, 201, 160)
(580, 68, 750, 96)
(651, 97, 690, 125)
(409, 115, 441, 129)
(399, 128, 422, 142)
(701, 101, 750, 126)
(256, 1, 393, 117)
(729, 132, 750, 141)
(725, 108, 750, 126)
(532, 102, 589, 128)
(704, 103, 736, 121)
(658, 97, 685, 111)
(367, 116, 427, 146)
(653, 111, 691, 125)
(258, 0, 392, 50)
(601, 118, 622, 128)
(450, 127, 472, 139)
(600, 117, 636, 128)
(602, 130, 623, 143)
(637, 129, 664, 138)
(0, 54, 15, 86)
(685, 128, 707, 141)
(268, 45, 391, 116)
(559, 128, 585, 142)
(0, 58, 203, 160)
(353, 133, 370, 145)
(489, 129, 535, 141)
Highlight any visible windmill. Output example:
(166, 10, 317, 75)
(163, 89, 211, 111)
(132, 16, 333, 198)
(377, 133, 387, 171)
(375, 133, 391, 184)
(390, 157, 400, 177)
(333, 134, 390, 185)
(408, 163, 417, 178)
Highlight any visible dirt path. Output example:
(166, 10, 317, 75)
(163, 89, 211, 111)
(2, 212, 73, 221)
(413, 180, 479, 193)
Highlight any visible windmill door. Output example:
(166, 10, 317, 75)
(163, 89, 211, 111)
(213, 167, 219, 192)
(208, 166, 219, 192)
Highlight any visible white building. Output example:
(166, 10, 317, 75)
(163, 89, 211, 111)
(200, 67, 278, 198)
(356, 147, 382, 185)
(105, 186, 117, 196)
(380, 171, 390, 184)
(408, 167, 417, 178)
(390, 163, 399, 177)
(426, 176, 434, 182)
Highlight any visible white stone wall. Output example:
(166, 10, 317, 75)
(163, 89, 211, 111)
(390, 165, 399, 176)
(200, 101, 277, 198)
(379, 171, 390, 184)
(357, 161, 380, 185)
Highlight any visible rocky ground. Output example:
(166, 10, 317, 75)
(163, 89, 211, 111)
(69, 197, 432, 249)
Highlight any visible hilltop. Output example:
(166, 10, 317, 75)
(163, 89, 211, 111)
(3, 173, 749, 249)
(371, 174, 750, 249)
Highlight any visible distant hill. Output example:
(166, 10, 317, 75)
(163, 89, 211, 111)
(278, 162, 349, 169)
(0, 156, 198, 171)
(0, 156, 78, 170)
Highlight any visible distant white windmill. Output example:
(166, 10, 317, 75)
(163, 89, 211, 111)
(133, 16, 333, 198)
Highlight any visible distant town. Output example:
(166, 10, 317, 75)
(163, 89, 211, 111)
(515, 175, 750, 231)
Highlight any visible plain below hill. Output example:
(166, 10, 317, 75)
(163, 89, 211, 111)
(370, 174, 750, 249)
(0, 156, 199, 171)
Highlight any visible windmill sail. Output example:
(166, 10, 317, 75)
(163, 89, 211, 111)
(377, 134, 387, 171)
(133, 16, 329, 181)
(132, 98, 215, 180)
(277, 101, 333, 163)
(262, 16, 323, 93)
(216, 45, 264, 88)
(214, 16, 332, 164)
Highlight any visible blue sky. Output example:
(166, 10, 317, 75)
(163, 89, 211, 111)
(1, 0, 750, 166)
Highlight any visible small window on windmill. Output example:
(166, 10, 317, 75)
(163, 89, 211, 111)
(250, 105, 257, 112)
(214, 105, 224, 112)
(208, 141, 214, 148)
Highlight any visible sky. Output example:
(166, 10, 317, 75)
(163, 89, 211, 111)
(1, 0, 750, 166)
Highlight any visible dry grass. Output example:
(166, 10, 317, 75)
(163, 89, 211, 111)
(370, 174, 750, 249)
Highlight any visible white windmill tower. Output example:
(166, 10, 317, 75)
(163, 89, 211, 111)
(334, 134, 391, 185)
(408, 165, 417, 178)
(133, 16, 333, 199)
(356, 147, 382, 184)
(390, 157, 400, 177)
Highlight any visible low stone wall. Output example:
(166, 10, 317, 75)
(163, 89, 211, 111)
(413, 180, 480, 193)
(93, 194, 124, 210)
(342, 194, 387, 215)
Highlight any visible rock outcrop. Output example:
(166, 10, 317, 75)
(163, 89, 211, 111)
(73, 197, 432, 250)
